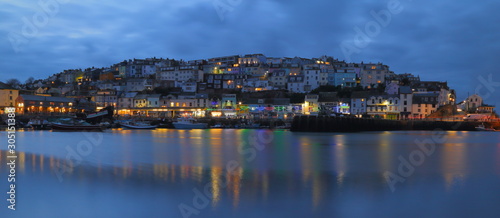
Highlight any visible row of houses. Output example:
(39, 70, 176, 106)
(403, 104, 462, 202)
(3, 85, 495, 121)
(34, 54, 400, 95)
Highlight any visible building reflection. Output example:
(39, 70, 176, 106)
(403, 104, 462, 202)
(0, 133, 332, 212)
(497, 143, 500, 175)
(297, 135, 326, 210)
(377, 132, 392, 172)
(441, 141, 467, 191)
(332, 135, 347, 186)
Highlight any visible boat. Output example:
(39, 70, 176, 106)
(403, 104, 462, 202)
(210, 123, 224, 128)
(121, 122, 157, 129)
(28, 119, 51, 130)
(51, 119, 104, 132)
(475, 123, 496, 131)
(172, 118, 208, 129)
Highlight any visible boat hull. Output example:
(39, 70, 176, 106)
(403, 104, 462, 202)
(173, 123, 208, 129)
(51, 124, 103, 132)
(121, 123, 157, 129)
(475, 127, 496, 131)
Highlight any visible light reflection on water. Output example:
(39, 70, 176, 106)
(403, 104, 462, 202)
(0, 130, 499, 217)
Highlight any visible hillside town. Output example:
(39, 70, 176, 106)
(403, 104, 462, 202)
(0, 54, 496, 122)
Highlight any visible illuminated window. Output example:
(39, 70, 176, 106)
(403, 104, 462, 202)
(170, 102, 174, 107)
(176, 103, 179, 107)
(371, 66, 376, 70)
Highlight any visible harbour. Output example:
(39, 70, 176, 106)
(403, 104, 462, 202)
(1, 129, 500, 217)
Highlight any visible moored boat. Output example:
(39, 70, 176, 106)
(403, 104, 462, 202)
(475, 123, 496, 131)
(121, 122, 157, 129)
(28, 119, 51, 130)
(51, 118, 104, 132)
(173, 118, 208, 129)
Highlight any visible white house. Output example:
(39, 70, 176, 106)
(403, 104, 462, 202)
(359, 63, 390, 88)
(287, 75, 305, 93)
(126, 79, 152, 92)
(117, 92, 137, 109)
(302, 64, 321, 92)
(399, 86, 413, 119)
(351, 91, 369, 116)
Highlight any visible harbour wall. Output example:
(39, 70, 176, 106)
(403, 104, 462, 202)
(290, 115, 499, 132)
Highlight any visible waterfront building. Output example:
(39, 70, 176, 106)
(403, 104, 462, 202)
(303, 94, 319, 115)
(399, 86, 413, 119)
(146, 94, 162, 108)
(411, 93, 439, 119)
(0, 82, 19, 114)
(160, 94, 209, 117)
(350, 91, 370, 116)
(133, 94, 149, 108)
(93, 90, 117, 109)
(412, 81, 453, 107)
(477, 104, 495, 113)
(15, 94, 77, 114)
(462, 94, 483, 112)
(367, 94, 400, 119)
(115, 92, 136, 115)
(243, 98, 290, 119)
(317, 92, 350, 114)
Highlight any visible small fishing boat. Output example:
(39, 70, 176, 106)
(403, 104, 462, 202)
(173, 118, 208, 129)
(28, 119, 51, 130)
(121, 122, 157, 129)
(475, 123, 496, 131)
(51, 119, 104, 132)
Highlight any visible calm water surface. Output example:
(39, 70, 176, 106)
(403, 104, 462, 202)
(1, 129, 500, 218)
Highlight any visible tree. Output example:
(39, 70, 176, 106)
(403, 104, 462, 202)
(309, 85, 339, 94)
(5, 78, 21, 88)
(401, 78, 410, 86)
(377, 83, 386, 93)
(25, 77, 35, 89)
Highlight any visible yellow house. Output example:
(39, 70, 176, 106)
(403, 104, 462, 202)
(0, 82, 19, 114)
